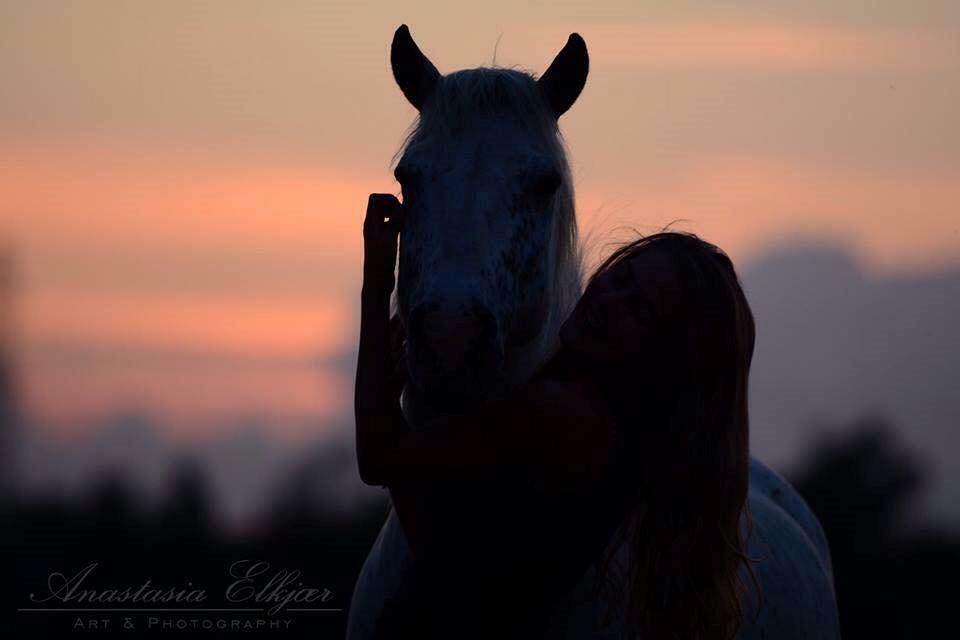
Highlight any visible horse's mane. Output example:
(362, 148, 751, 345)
(391, 66, 583, 376)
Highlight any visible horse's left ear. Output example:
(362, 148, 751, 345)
(391, 24, 440, 111)
(537, 33, 589, 118)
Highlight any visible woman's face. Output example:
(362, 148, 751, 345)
(559, 248, 680, 366)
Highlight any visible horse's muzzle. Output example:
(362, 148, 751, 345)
(405, 301, 504, 409)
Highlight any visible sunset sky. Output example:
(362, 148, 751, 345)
(2, 1, 958, 443)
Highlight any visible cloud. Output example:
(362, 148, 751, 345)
(576, 156, 960, 273)
(1, 141, 376, 257)
(537, 22, 959, 71)
(21, 356, 350, 440)
(25, 289, 350, 360)
(742, 242, 960, 526)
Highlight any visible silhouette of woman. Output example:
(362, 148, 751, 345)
(356, 193, 757, 639)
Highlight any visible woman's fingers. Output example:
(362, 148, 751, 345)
(361, 194, 405, 292)
(366, 193, 402, 222)
(364, 194, 406, 248)
(367, 192, 400, 211)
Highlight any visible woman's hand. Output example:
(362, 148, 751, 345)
(363, 193, 405, 295)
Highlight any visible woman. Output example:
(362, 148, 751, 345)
(356, 193, 756, 639)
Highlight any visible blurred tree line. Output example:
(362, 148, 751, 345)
(789, 417, 960, 639)
(3, 457, 391, 639)
(3, 415, 958, 638)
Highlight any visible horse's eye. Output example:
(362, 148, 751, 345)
(532, 168, 562, 196)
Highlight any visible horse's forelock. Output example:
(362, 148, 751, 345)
(393, 68, 560, 165)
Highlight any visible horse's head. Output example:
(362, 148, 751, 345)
(389, 25, 587, 417)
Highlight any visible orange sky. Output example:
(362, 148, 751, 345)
(2, 2, 958, 441)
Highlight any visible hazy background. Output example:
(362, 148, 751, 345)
(2, 1, 958, 533)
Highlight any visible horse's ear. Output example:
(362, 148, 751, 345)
(537, 33, 589, 118)
(391, 24, 440, 111)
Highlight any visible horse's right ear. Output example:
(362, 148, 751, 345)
(537, 33, 589, 118)
(391, 24, 440, 111)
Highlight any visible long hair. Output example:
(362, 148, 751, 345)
(585, 232, 758, 640)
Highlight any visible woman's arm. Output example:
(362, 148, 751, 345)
(354, 194, 409, 485)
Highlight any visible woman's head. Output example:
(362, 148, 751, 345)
(562, 232, 753, 370)
(567, 232, 756, 639)
(562, 231, 754, 449)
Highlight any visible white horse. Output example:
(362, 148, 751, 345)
(347, 25, 841, 639)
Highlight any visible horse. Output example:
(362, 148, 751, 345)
(347, 25, 841, 639)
